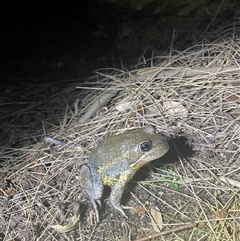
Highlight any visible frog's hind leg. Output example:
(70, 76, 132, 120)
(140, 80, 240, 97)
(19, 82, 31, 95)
(79, 164, 103, 222)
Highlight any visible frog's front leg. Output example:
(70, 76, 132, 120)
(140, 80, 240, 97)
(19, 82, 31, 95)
(109, 170, 136, 218)
(79, 164, 103, 222)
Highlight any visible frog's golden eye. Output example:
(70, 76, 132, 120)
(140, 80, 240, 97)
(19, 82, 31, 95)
(140, 141, 152, 152)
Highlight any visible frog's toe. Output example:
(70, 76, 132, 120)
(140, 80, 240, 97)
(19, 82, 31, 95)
(122, 205, 134, 210)
(117, 207, 128, 219)
(96, 199, 102, 207)
(89, 197, 100, 223)
(110, 202, 128, 219)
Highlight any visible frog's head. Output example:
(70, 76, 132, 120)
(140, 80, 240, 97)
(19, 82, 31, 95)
(129, 125, 169, 170)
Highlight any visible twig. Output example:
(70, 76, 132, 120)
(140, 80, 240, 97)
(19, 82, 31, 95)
(136, 65, 240, 80)
(78, 89, 119, 124)
(134, 223, 195, 241)
(43, 136, 67, 146)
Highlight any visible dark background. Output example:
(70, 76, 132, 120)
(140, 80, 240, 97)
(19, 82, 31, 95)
(0, 1, 238, 88)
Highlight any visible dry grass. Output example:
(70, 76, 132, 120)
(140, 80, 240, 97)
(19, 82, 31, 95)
(1, 24, 240, 241)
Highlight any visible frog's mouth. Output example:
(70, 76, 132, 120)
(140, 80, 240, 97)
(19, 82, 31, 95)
(130, 153, 153, 170)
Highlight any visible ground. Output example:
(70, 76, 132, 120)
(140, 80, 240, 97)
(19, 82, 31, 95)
(1, 13, 240, 241)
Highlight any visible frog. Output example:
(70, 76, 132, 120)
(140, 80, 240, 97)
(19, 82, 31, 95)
(79, 125, 169, 222)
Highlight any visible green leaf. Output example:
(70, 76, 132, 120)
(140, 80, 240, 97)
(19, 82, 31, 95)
(170, 183, 179, 190)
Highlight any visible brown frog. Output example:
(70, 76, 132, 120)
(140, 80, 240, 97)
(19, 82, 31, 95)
(79, 125, 169, 222)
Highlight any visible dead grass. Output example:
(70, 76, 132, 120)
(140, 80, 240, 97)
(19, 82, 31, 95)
(1, 23, 240, 241)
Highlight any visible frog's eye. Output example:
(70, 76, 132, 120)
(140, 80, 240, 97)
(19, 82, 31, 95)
(140, 141, 152, 152)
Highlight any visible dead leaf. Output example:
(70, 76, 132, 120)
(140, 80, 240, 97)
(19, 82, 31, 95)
(215, 209, 227, 219)
(197, 222, 205, 229)
(134, 206, 145, 215)
(220, 176, 240, 188)
(50, 210, 80, 233)
(150, 206, 163, 232)
(114, 101, 135, 112)
(4, 188, 13, 196)
(163, 100, 188, 118)
(136, 104, 144, 116)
